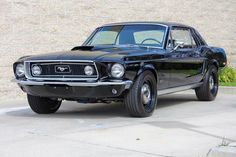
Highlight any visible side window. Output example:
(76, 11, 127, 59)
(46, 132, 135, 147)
(194, 29, 207, 46)
(171, 28, 193, 48)
(191, 35, 197, 48)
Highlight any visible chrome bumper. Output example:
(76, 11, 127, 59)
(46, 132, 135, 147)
(13, 79, 133, 89)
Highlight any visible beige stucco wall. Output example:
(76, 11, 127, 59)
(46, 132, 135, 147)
(0, 0, 235, 99)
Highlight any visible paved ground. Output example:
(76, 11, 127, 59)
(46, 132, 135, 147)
(0, 89, 235, 157)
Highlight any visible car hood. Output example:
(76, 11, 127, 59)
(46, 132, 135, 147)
(22, 47, 165, 62)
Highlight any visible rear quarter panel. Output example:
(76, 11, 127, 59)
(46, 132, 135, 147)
(209, 47, 227, 68)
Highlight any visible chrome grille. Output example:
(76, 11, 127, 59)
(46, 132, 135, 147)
(24, 60, 98, 81)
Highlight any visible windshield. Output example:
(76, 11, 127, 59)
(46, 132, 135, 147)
(85, 24, 167, 48)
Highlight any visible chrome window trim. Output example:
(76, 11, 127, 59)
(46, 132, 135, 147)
(24, 60, 99, 81)
(85, 23, 169, 49)
(102, 23, 168, 28)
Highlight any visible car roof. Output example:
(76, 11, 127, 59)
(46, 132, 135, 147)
(101, 21, 192, 28)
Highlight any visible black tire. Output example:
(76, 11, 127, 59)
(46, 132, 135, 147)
(124, 71, 157, 117)
(195, 65, 218, 101)
(27, 94, 61, 114)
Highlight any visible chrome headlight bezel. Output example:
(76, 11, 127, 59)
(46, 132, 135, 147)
(31, 65, 42, 76)
(84, 65, 94, 76)
(15, 63, 25, 77)
(111, 63, 125, 78)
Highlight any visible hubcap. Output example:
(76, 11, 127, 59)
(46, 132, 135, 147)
(141, 83, 151, 105)
(209, 75, 215, 90)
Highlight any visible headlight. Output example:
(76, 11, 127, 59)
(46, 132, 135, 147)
(111, 63, 125, 78)
(15, 63, 25, 77)
(84, 65, 94, 76)
(32, 65, 42, 76)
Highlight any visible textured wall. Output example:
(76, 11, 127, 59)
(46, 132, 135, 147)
(0, 0, 235, 99)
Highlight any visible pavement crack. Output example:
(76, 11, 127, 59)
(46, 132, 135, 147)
(49, 134, 175, 157)
(184, 128, 236, 142)
(101, 145, 176, 157)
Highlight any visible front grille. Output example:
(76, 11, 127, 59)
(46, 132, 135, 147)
(24, 60, 98, 81)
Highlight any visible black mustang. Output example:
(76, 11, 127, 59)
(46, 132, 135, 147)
(13, 22, 227, 117)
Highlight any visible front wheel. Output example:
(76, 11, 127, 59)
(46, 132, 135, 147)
(195, 65, 218, 101)
(27, 94, 61, 114)
(124, 71, 157, 117)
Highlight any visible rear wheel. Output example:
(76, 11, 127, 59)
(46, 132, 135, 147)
(124, 71, 157, 117)
(195, 65, 218, 101)
(27, 94, 61, 114)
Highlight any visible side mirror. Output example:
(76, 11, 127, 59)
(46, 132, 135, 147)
(173, 41, 184, 51)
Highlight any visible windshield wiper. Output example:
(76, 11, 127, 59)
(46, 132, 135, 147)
(137, 45, 161, 49)
(114, 44, 161, 49)
(114, 44, 139, 48)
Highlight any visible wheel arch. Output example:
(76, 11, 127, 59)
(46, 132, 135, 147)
(209, 59, 219, 70)
(136, 64, 159, 83)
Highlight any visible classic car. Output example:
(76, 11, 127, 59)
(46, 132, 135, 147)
(13, 22, 227, 117)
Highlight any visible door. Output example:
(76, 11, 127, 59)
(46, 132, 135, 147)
(166, 27, 205, 87)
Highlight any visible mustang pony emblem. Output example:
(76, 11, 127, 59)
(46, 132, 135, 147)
(55, 65, 71, 73)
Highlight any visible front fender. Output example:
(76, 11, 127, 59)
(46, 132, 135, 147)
(136, 64, 158, 82)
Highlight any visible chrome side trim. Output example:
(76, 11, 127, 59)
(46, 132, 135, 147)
(158, 83, 202, 96)
(13, 79, 133, 89)
(24, 60, 99, 81)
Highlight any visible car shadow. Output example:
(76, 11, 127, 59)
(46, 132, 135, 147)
(156, 93, 198, 109)
(6, 93, 198, 119)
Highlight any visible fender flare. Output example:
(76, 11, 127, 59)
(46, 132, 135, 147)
(136, 64, 159, 83)
(209, 59, 219, 70)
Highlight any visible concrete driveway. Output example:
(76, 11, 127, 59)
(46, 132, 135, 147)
(0, 89, 235, 157)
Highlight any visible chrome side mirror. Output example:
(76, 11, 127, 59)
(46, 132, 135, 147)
(173, 41, 184, 51)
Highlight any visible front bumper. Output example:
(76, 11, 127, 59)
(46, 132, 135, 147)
(13, 79, 132, 99)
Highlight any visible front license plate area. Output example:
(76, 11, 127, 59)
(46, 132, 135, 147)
(45, 85, 72, 95)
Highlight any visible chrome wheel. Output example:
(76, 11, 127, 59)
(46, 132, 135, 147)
(209, 73, 218, 95)
(195, 65, 218, 101)
(141, 83, 151, 105)
(209, 75, 215, 90)
(125, 71, 157, 117)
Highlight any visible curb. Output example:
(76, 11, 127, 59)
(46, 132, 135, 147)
(219, 86, 236, 94)
(219, 86, 236, 89)
(207, 144, 236, 157)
